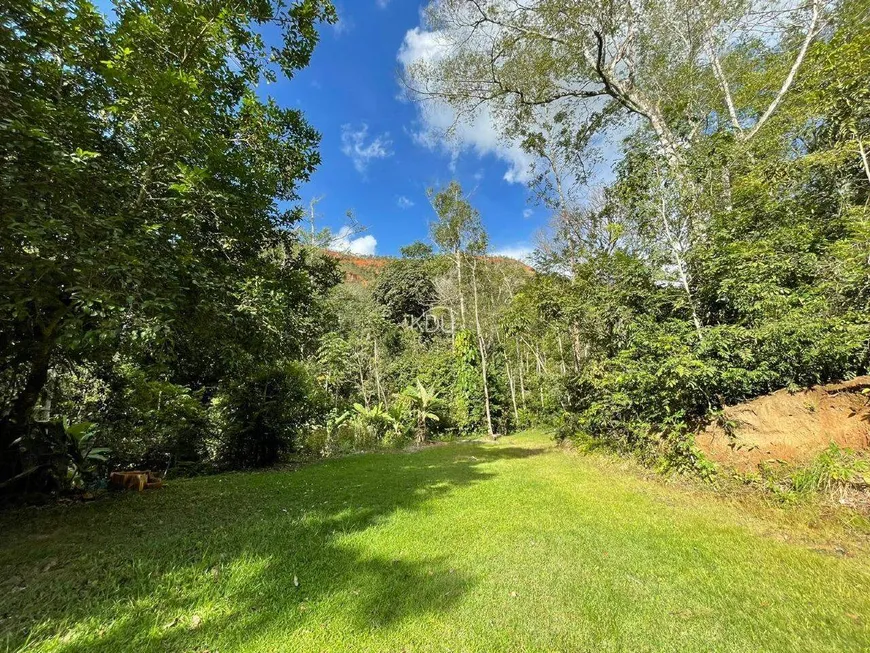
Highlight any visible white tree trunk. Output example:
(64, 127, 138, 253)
(859, 139, 870, 186)
(471, 260, 495, 438)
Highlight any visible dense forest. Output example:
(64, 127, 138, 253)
(1, 0, 868, 495)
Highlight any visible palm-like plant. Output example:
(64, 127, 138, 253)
(384, 403, 411, 444)
(350, 403, 390, 448)
(63, 420, 110, 487)
(352, 403, 388, 423)
(320, 409, 351, 456)
(401, 380, 442, 445)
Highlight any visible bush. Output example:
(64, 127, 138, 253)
(2, 419, 109, 494)
(788, 444, 869, 496)
(219, 363, 326, 468)
(451, 330, 485, 435)
(560, 306, 869, 472)
(97, 366, 214, 473)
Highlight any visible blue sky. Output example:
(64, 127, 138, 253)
(273, 2, 545, 259)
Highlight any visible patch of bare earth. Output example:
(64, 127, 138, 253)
(697, 376, 870, 471)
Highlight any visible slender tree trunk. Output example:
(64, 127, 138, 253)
(722, 166, 734, 213)
(677, 255, 704, 340)
(498, 331, 520, 428)
(534, 343, 546, 409)
(658, 183, 704, 342)
(528, 341, 547, 374)
(506, 356, 519, 428)
(357, 360, 369, 408)
(470, 260, 494, 438)
(516, 341, 527, 410)
(859, 139, 870, 187)
(570, 324, 583, 371)
(454, 250, 466, 329)
(38, 370, 56, 422)
(372, 335, 386, 406)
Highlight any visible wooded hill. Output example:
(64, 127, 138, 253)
(326, 251, 533, 286)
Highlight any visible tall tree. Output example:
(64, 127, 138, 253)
(0, 0, 336, 481)
(428, 181, 480, 329)
(428, 182, 495, 436)
(405, 0, 827, 189)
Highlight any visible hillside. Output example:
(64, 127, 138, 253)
(325, 250, 534, 286)
(324, 251, 391, 285)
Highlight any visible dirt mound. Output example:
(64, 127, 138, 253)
(697, 377, 870, 471)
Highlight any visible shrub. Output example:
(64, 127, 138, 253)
(219, 363, 326, 468)
(99, 368, 213, 473)
(451, 330, 484, 435)
(2, 419, 109, 494)
(401, 380, 444, 444)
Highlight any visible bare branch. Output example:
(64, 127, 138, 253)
(742, 0, 822, 141)
(707, 45, 743, 133)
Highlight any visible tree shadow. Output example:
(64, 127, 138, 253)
(0, 442, 545, 651)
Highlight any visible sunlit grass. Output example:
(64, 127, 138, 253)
(2, 430, 869, 652)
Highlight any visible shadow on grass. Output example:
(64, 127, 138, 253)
(0, 443, 544, 652)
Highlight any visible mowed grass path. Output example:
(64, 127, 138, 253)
(1, 431, 869, 652)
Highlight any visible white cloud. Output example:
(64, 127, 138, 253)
(332, 17, 353, 36)
(376, 0, 391, 7)
(523, 208, 534, 219)
(398, 27, 535, 185)
(398, 20, 630, 197)
(492, 244, 534, 264)
(396, 195, 415, 209)
(331, 4, 354, 35)
(341, 123, 393, 174)
(333, 225, 378, 256)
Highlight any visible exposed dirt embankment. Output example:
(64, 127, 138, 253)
(697, 377, 870, 471)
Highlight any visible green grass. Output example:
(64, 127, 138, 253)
(1, 430, 869, 652)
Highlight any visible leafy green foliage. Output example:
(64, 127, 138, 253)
(451, 329, 485, 434)
(401, 380, 443, 444)
(219, 363, 326, 469)
(1, 419, 109, 493)
(492, 1, 870, 470)
(372, 260, 437, 324)
(789, 444, 869, 496)
(0, 0, 338, 486)
(97, 367, 213, 474)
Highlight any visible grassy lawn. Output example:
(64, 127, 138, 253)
(1, 430, 869, 652)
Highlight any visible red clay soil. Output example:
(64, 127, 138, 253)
(696, 376, 870, 471)
(325, 250, 534, 285)
(326, 251, 533, 271)
(325, 250, 390, 269)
